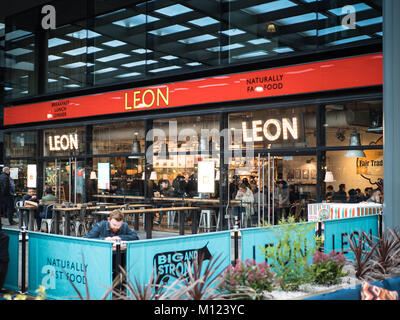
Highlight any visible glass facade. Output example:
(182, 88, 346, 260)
(5, 131, 37, 157)
(228, 106, 317, 150)
(3, 99, 383, 228)
(43, 127, 86, 156)
(325, 100, 383, 147)
(93, 121, 145, 154)
(152, 114, 220, 198)
(2, 0, 383, 101)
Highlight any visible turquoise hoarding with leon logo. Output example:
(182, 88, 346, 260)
(323, 214, 380, 259)
(126, 231, 231, 295)
(28, 232, 113, 300)
(2, 228, 19, 292)
(241, 222, 317, 264)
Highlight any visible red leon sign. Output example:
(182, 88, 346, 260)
(4, 53, 383, 126)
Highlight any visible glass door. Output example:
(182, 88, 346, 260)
(44, 158, 85, 203)
(228, 154, 318, 226)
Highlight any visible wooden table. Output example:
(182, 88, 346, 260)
(52, 207, 81, 236)
(92, 194, 145, 203)
(15, 206, 39, 231)
(95, 206, 201, 239)
(52, 204, 153, 235)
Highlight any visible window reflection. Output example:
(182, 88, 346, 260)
(324, 150, 383, 203)
(325, 100, 383, 147)
(5, 131, 37, 157)
(93, 121, 145, 154)
(228, 106, 317, 150)
(152, 115, 220, 199)
(90, 156, 145, 199)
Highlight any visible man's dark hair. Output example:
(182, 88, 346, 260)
(45, 188, 53, 195)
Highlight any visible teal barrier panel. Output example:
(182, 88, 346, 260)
(2, 228, 19, 292)
(28, 232, 113, 300)
(324, 214, 380, 259)
(126, 231, 231, 295)
(241, 222, 317, 264)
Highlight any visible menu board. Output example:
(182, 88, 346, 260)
(27, 164, 37, 188)
(98, 162, 110, 190)
(198, 161, 215, 193)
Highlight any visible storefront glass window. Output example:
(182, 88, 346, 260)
(325, 100, 383, 147)
(4, 21, 36, 100)
(47, 22, 92, 93)
(324, 150, 383, 203)
(44, 159, 85, 203)
(228, 155, 317, 226)
(9, 159, 29, 195)
(3, 1, 382, 101)
(43, 127, 86, 156)
(89, 156, 145, 198)
(226, 0, 382, 64)
(92, 2, 146, 85)
(93, 121, 145, 154)
(152, 115, 220, 198)
(228, 106, 317, 151)
(5, 131, 37, 157)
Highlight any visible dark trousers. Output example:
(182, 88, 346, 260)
(275, 207, 288, 224)
(0, 196, 14, 224)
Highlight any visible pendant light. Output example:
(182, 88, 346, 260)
(129, 132, 141, 159)
(344, 129, 366, 158)
(323, 171, 335, 183)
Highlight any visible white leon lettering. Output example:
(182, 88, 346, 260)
(241, 116, 300, 143)
(54, 135, 61, 151)
(252, 120, 263, 142)
(49, 133, 79, 152)
(60, 135, 69, 151)
(242, 122, 253, 143)
(263, 119, 281, 142)
(69, 134, 78, 150)
(282, 117, 298, 140)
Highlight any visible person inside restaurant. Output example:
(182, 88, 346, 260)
(153, 179, 175, 225)
(36, 188, 58, 230)
(333, 184, 347, 202)
(234, 183, 254, 228)
(364, 187, 373, 201)
(366, 189, 382, 204)
(274, 180, 290, 224)
(22, 188, 40, 230)
(325, 185, 335, 201)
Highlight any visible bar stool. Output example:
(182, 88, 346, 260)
(167, 210, 176, 226)
(199, 210, 220, 231)
(40, 204, 56, 233)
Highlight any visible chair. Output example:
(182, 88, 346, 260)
(199, 210, 220, 231)
(73, 205, 88, 237)
(40, 204, 56, 233)
(167, 210, 177, 227)
(15, 201, 26, 228)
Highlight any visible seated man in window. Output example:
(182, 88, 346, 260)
(85, 209, 139, 244)
(37, 188, 58, 230)
(22, 188, 39, 230)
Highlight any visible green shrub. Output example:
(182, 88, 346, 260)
(262, 216, 318, 291)
(218, 259, 275, 299)
(309, 250, 348, 286)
